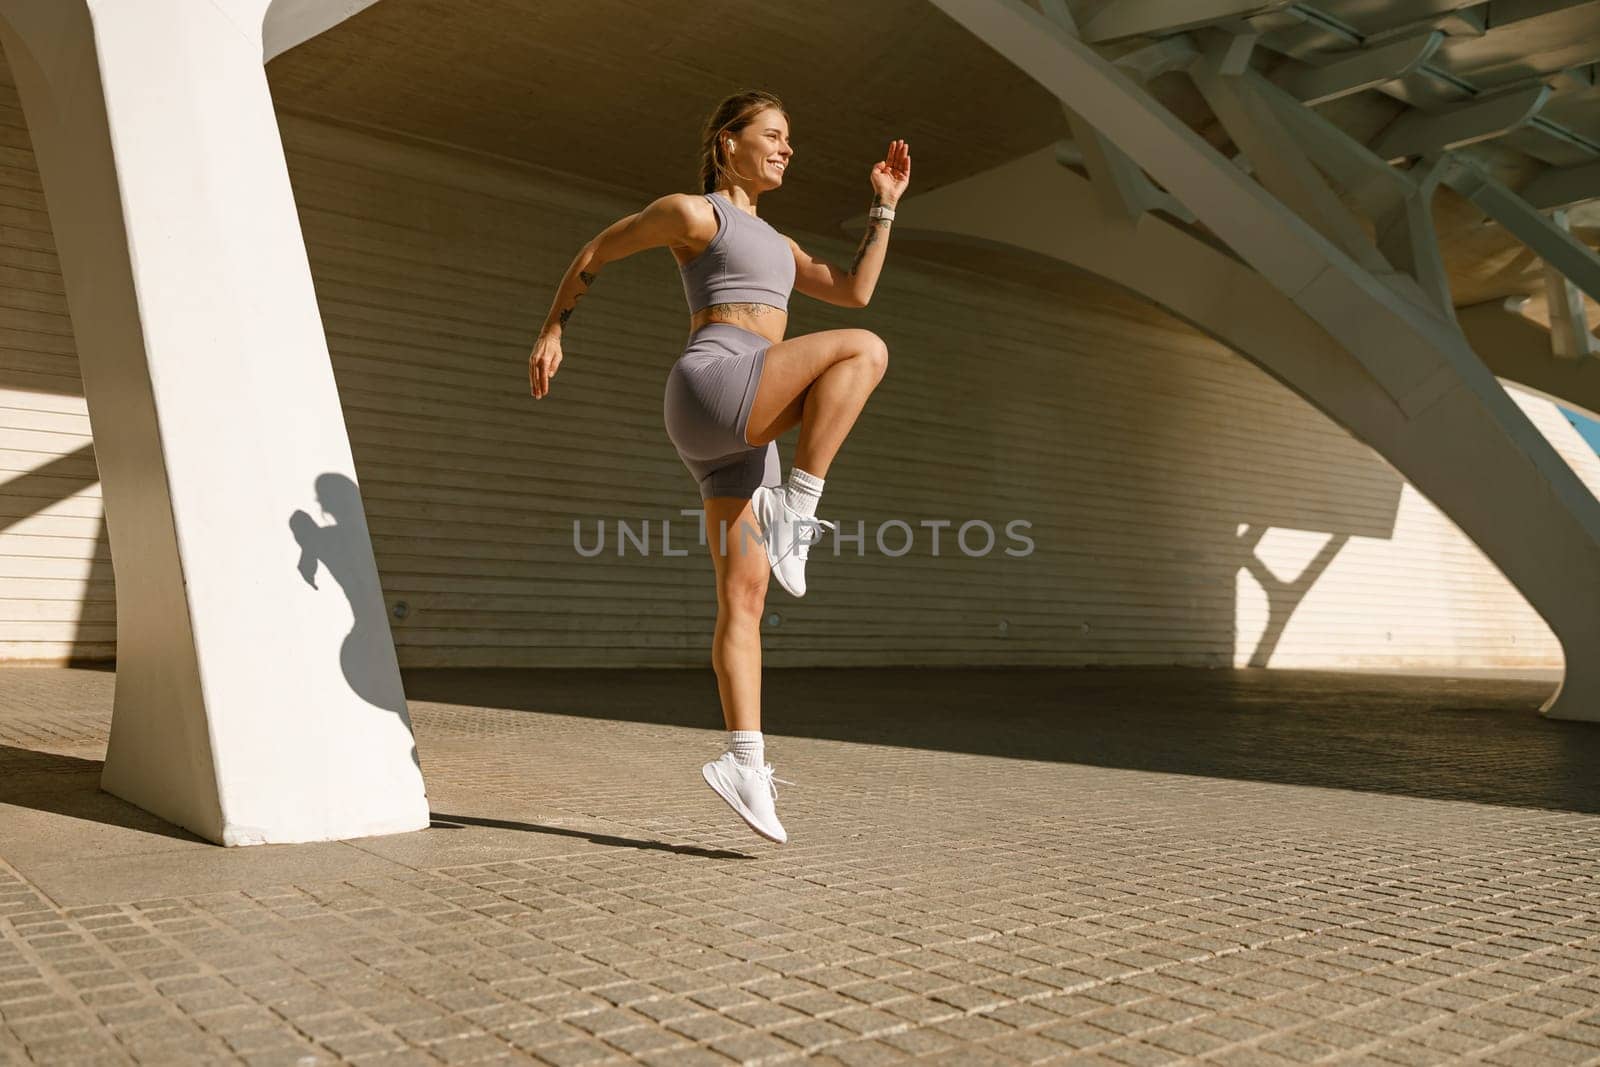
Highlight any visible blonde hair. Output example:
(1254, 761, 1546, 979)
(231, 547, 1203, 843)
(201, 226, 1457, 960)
(697, 89, 789, 194)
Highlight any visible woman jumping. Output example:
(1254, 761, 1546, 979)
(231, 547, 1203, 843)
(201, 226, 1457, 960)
(528, 89, 910, 844)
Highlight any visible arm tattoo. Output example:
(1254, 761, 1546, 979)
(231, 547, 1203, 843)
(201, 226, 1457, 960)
(848, 225, 883, 277)
(556, 269, 600, 330)
(847, 194, 889, 277)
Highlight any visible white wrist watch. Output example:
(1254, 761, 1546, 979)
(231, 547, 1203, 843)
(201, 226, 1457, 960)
(868, 204, 896, 222)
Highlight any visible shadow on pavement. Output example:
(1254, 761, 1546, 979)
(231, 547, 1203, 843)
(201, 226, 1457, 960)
(402, 665, 1598, 814)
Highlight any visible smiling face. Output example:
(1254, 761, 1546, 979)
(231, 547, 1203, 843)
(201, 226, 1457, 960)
(727, 107, 793, 188)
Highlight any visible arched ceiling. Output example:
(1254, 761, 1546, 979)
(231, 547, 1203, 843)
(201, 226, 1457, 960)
(265, 0, 1600, 324)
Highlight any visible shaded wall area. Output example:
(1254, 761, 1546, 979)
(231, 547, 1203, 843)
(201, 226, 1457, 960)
(0, 46, 1593, 670)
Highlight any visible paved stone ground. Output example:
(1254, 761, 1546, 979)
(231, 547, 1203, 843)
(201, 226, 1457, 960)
(1, 664, 1598, 1067)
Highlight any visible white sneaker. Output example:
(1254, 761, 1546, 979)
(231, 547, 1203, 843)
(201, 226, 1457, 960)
(750, 485, 837, 598)
(701, 751, 793, 843)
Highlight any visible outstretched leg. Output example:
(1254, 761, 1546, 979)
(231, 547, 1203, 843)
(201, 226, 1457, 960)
(702, 496, 768, 731)
(698, 494, 791, 843)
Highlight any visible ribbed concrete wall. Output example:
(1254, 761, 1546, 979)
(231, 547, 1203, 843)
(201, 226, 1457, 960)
(0, 63, 113, 665)
(0, 49, 1594, 670)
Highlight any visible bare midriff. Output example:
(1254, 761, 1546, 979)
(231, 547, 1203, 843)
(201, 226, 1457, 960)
(688, 303, 787, 346)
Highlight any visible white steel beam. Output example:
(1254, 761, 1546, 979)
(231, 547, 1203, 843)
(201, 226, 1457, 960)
(1544, 208, 1600, 359)
(928, 0, 1460, 415)
(1520, 159, 1600, 210)
(1244, 73, 1453, 315)
(1375, 157, 1456, 318)
(1371, 84, 1552, 162)
(1063, 118, 1196, 220)
(1272, 29, 1444, 104)
(1080, 0, 1291, 43)
(1037, 0, 1194, 222)
(1111, 35, 1201, 79)
(1439, 156, 1600, 309)
(261, 0, 384, 62)
(1435, 1, 1600, 85)
(1426, 7, 1486, 37)
(1251, 70, 1415, 216)
(1391, 160, 1454, 315)
(924, 0, 1600, 721)
(1258, 0, 1483, 59)
(1189, 42, 1397, 275)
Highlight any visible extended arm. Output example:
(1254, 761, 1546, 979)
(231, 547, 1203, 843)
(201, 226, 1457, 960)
(538, 255, 599, 339)
(788, 192, 898, 310)
(537, 195, 693, 338)
(841, 138, 911, 306)
(842, 191, 896, 307)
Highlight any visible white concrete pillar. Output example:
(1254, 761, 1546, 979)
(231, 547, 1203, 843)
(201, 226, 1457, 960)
(0, 0, 428, 843)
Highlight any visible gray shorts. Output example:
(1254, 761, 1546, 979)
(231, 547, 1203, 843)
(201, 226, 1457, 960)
(663, 323, 782, 500)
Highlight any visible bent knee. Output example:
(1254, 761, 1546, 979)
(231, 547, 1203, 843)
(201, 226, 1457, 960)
(851, 330, 889, 378)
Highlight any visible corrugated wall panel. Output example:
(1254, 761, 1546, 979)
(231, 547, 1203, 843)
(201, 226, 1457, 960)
(0, 37, 1594, 671)
(273, 110, 1598, 670)
(0, 56, 111, 665)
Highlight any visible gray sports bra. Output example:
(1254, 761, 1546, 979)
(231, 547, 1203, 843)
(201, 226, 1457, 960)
(679, 191, 796, 314)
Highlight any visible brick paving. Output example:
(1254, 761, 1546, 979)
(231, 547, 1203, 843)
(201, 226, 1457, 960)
(1, 664, 1598, 1066)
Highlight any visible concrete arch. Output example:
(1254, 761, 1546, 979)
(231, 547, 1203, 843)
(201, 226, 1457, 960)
(921, 0, 1600, 721)
(262, 0, 385, 62)
(892, 142, 1595, 718)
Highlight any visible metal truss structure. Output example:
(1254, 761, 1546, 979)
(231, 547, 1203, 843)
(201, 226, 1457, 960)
(897, 0, 1600, 718)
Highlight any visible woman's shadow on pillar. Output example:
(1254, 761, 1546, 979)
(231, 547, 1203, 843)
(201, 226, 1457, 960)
(289, 473, 420, 770)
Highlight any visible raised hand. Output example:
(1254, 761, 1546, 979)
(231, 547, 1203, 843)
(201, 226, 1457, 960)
(871, 139, 911, 202)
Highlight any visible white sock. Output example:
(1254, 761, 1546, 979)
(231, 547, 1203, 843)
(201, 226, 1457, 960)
(786, 467, 824, 519)
(729, 729, 764, 769)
